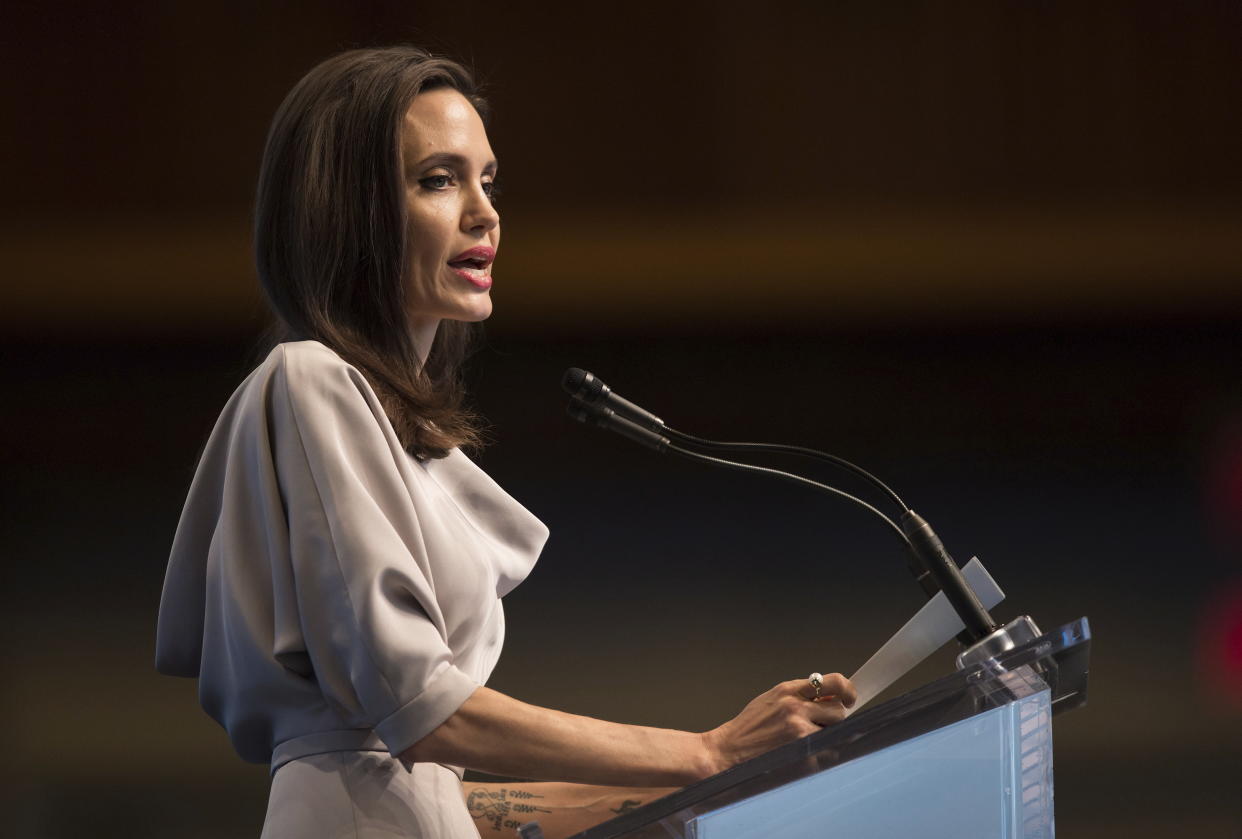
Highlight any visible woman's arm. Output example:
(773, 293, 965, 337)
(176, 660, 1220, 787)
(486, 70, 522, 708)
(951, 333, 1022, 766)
(403, 674, 856, 787)
(461, 781, 679, 838)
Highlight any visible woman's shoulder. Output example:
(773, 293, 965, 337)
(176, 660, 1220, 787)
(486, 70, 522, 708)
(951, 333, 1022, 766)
(221, 340, 382, 433)
(261, 339, 351, 376)
(252, 340, 369, 396)
(222, 339, 403, 457)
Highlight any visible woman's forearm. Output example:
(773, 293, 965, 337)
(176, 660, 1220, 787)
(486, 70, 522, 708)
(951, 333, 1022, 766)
(406, 673, 856, 790)
(461, 781, 680, 838)
(402, 686, 718, 786)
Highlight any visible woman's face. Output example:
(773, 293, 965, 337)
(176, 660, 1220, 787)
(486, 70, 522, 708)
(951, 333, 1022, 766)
(401, 87, 500, 341)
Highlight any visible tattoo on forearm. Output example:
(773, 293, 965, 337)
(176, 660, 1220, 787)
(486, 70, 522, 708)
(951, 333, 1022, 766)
(610, 799, 642, 815)
(467, 788, 552, 832)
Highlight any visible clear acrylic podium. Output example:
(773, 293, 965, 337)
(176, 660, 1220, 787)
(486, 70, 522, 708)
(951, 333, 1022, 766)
(567, 617, 1091, 839)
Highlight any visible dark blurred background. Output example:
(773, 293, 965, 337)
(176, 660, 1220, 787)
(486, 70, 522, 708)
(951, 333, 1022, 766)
(2, 1, 1240, 836)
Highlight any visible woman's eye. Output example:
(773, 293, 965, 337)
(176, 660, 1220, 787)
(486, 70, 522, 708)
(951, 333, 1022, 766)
(483, 181, 501, 203)
(418, 174, 453, 190)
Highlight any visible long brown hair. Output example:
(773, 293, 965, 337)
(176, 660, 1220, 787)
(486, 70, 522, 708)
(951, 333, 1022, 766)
(255, 46, 488, 459)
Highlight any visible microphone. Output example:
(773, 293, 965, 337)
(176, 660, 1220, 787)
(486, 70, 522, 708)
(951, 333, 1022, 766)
(567, 398, 670, 452)
(562, 368, 664, 431)
(562, 368, 1003, 645)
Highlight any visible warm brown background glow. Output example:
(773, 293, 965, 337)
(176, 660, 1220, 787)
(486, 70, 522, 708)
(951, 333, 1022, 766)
(2, 2, 1239, 837)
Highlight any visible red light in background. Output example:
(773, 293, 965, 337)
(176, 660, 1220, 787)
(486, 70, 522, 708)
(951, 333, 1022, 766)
(1207, 422, 1242, 548)
(1195, 580, 1242, 710)
(1200, 419, 1242, 709)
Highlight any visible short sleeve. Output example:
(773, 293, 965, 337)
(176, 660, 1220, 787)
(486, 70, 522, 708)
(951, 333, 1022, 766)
(271, 345, 479, 757)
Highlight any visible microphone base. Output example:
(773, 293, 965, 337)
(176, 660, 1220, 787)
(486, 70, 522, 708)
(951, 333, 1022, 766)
(955, 615, 1043, 671)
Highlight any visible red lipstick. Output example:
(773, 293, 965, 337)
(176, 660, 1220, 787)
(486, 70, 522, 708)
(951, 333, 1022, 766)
(447, 246, 495, 290)
(449, 246, 496, 265)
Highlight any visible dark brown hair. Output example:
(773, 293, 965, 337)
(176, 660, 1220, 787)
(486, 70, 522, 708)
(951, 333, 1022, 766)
(255, 46, 489, 459)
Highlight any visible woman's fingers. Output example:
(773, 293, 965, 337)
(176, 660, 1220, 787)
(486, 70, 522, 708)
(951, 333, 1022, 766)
(819, 672, 858, 708)
(805, 697, 849, 727)
(780, 673, 857, 730)
(790, 672, 857, 708)
(709, 672, 859, 773)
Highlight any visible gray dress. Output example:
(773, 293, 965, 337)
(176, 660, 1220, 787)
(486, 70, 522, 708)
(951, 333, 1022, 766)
(155, 341, 549, 838)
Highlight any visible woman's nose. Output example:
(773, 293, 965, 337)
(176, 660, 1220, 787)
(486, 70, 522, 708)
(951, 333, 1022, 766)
(462, 185, 499, 233)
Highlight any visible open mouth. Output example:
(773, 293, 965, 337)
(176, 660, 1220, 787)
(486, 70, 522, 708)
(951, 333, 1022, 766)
(447, 245, 495, 289)
(447, 254, 494, 289)
(447, 256, 490, 275)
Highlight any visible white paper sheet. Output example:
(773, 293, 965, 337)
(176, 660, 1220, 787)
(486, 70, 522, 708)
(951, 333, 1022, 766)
(845, 558, 1004, 715)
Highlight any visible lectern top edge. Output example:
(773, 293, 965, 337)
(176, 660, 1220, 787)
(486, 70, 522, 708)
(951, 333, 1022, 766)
(569, 617, 1091, 839)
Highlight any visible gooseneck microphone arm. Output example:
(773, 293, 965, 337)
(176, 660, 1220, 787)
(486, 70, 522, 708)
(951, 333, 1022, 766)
(673, 446, 914, 550)
(562, 368, 999, 643)
(661, 427, 909, 512)
(901, 510, 997, 639)
(567, 399, 912, 550)
(562, 367, 908, 513)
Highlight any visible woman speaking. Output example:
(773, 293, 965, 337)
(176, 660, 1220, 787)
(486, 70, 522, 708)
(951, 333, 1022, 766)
(155, 46, 856, 839)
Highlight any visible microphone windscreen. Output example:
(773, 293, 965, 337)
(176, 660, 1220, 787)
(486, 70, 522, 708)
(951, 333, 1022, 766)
(562, 367, 588, 396)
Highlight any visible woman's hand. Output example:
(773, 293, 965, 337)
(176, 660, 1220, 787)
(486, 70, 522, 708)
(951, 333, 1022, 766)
(700, 673, 857, 775)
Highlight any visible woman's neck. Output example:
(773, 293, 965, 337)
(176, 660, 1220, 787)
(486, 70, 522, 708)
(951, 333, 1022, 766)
(409, 318, 441, 367)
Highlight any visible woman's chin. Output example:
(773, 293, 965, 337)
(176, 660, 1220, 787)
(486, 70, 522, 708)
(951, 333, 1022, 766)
(453, 298, 493, 324)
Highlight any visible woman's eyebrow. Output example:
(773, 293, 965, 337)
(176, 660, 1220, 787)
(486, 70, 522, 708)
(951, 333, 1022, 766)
(413, 152, 498, 173)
